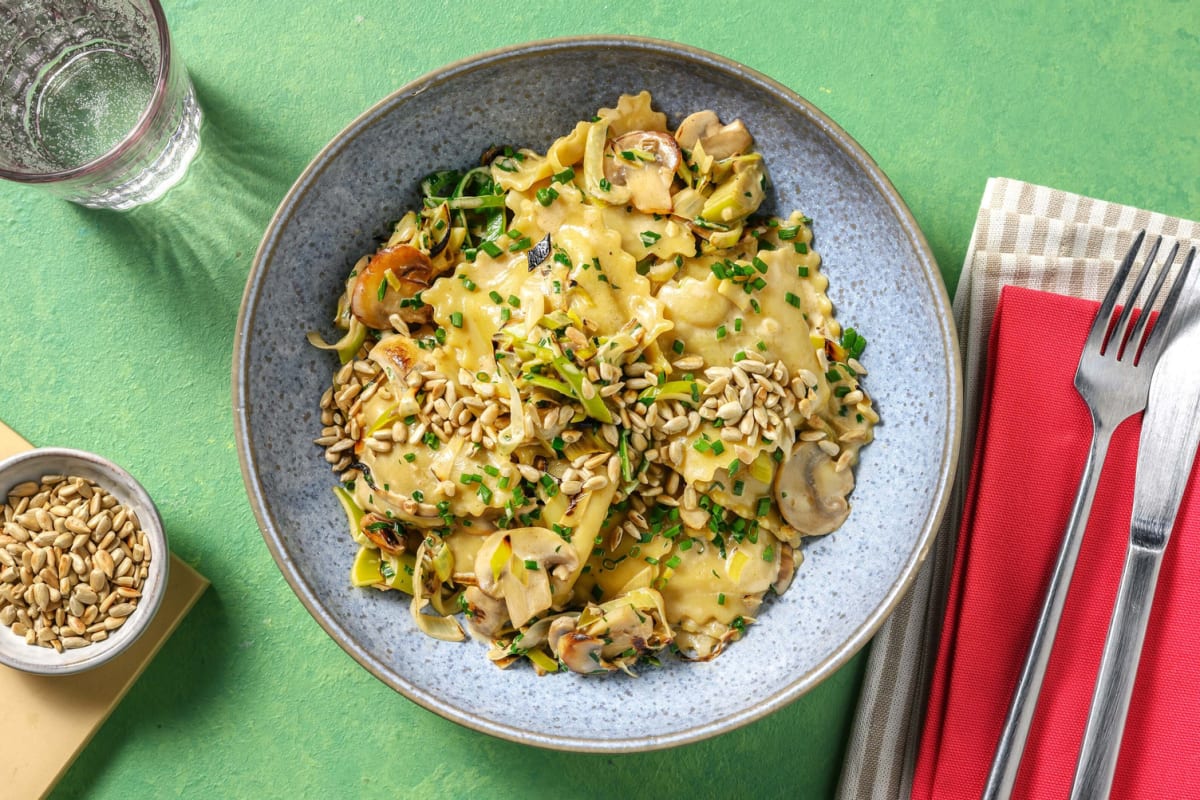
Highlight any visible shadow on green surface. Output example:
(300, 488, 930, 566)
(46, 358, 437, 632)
(370, 649, 868, 800)
(63, 75, 299, 349)
(52, 585, 233, 798)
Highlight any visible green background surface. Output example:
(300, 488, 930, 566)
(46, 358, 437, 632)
(1, 2, 1196, 798)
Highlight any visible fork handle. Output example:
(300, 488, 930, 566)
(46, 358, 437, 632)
(1070, 543, 1163, 800)
(983, 423, 1114, 800)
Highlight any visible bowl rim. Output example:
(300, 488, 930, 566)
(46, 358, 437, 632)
(233, 34, 962, 752)
(0, 447, 169, 675)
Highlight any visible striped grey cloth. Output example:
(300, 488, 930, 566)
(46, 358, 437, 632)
(836, 177, 1200, 800)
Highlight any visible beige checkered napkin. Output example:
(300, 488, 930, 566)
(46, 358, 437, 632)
(836, 178, 1200, 800)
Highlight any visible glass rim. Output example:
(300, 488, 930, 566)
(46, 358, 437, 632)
(0, 0, 175, 184)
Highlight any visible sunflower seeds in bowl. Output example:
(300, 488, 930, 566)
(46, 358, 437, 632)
(0, 448, 168, 675)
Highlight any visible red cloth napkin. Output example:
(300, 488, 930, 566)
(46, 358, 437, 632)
(912, 285, 1200, 799)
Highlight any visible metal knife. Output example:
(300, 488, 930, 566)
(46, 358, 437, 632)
(1071, 247, 1200, 800)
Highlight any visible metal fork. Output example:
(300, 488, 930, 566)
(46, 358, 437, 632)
(983, 231, 1192, 800)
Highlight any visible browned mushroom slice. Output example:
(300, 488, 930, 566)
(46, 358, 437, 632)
(368, 333, 423, 383)
(464, 585, 510, 639)
(774, 441, 854, 536)
(358, 512, 407, 556)
(674, 110, 754, 159)
(604, 131, 682, 214)
(547, 587, 672, 674)
(349, 244, 436, 329)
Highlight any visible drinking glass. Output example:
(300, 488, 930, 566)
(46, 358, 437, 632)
(0, 0, 201, 210)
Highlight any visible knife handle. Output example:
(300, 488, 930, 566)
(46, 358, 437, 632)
(1071, 543, 1163, 800)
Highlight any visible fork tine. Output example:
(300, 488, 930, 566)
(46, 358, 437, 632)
(1087, 230, 1145, 352)
(1126, 241, 1180, 361)
(1140, 246, 1198, 365)
(1106, 235, 1161, 355)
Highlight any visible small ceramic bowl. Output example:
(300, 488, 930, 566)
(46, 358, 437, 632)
(0, 448, 168, 675)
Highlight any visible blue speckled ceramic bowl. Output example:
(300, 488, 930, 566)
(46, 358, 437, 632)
(234, 36, 961, 752)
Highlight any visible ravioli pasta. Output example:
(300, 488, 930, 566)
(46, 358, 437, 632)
(313, 92, 877, 675)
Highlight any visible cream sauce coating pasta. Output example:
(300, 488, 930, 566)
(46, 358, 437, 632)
(314, 92, 876, 674)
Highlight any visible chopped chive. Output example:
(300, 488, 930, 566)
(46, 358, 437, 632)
(728, 458, 741, 474)
(488, 290, 503, 303)
(752, 256, 768, 274)
(672, 340, 684, 355)
(479, 241, 502, 258)
(794, 242, 809, 254)
(734, 318, 743, 333)
(763, 546, 775, 562)
(756, 340, 767, 351)
(750, 298, 761, 313)
(734, 351, 748, 362)
(524, 559, 538, 570)
(732, 480, 745, 496)
(482, 465, 500, 477)
(835, 385, 852, 398)
(778, 225, 799, 240)
(552, 167, 575, 183)
(449, 312, 463, 328)
(756, 497, 770, 517)
(508, 236, 532, 252)
(710, 440, 725, 456)
(717, 593, 726, 605)
(478, 484, 494, 504)
(665, 556, 681, 569)
(798, 266, 809, 277)
(500, 307, 511, 323)
(826, 368, 841, 382)
(716, 325, 727, 340)
(376, 281, 387, 301)
(599, 177, 612, 192)
(403, 452, 416, 463)
(535, 186, 559, 206)
(640, 230, 662, 247)
(785, 292, 801, 308)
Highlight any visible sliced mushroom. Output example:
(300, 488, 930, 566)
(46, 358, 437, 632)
(549, 624, 607, 675)
(474, 527, 580, 629)
(547, 587, 672, 674)
(674, 110, 720, 150)
(350, 244, 435, 329)
(368, 333, 430, 418)
(771, 542, 797, 595)
(368, 333, 423, 383)
(464, 585, 510, 639)
(358, 512, 407, 556)
(675, 619, 742, 662)
(774, 441, 854, 535)
(674, 110, 754, 159)
(604, 131, 682, 215)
